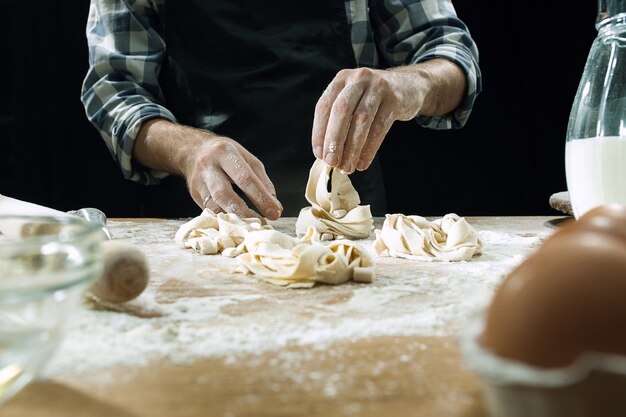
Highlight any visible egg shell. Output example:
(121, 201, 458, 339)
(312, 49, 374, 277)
(480, 228, 626, 368)
(541, 204, 626, 247)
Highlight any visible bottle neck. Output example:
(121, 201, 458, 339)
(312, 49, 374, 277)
(597, 12, 626, 35)
(597, 0, 626, 24)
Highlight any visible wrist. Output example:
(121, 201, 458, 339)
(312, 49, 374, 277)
(134, 119, 215, 177)
(410, 65, 438, 117)
(386, 67, 430, 120)
(389, 59, 466, 118)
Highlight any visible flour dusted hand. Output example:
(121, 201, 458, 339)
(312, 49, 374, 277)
(175, 208, 273, 257)
(295, 159, 373, 240)
(236, 227, 375, 288)
(374, 213, 482, 261)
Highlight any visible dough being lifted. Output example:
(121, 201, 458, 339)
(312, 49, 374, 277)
(374, 213, 483, 261)
(295, 159, 373, 240)
(236, 227, 375, 288)
(175, 209, 272, 257)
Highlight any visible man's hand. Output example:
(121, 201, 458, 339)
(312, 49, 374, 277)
(134, 120, 282, 221)
(311, 59, 466, 174)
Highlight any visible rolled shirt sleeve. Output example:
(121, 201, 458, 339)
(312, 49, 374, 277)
(81, 0, 175, 184)
(370, 0, 482, 129)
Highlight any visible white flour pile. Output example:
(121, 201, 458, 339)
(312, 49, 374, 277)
(42, 219, 550, 378)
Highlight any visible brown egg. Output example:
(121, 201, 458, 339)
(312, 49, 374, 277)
(480, 206, 626, 368)
(544, 204, 626, 247)
(575, 203, 626, 242)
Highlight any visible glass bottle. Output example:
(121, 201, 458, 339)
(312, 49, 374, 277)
(565, 0, 626, 218)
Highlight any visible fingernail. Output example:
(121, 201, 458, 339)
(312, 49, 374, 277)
(325, 153, 337, 166)
(267, 208, 280, 220)
(340, 161, 353, 174)
(356, 159, 366, 171)
(314, 146, 323, 159)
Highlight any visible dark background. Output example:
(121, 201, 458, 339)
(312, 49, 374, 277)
(0, 2, 597, 217)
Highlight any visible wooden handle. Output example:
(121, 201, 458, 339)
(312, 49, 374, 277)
(88, 240, 150, 304)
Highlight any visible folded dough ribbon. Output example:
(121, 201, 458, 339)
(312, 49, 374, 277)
(295, 159, 373, 240)
(236, 227, 375, 288)
(374, 213, 483, 261)
(175, 209, 272, 257)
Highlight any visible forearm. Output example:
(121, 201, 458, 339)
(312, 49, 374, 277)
(133, 119, 215, 176)
(391, 58, 466, 118)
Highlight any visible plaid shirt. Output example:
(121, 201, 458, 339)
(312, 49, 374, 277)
(82, 0, 482, 184)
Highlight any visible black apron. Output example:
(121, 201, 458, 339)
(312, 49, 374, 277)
(140, 0, 386, 217)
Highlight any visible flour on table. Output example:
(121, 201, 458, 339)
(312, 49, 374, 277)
(374, 213, 483, 261)
(175, 208, 272, 257)
(295, 159, 373, 240)
(42, 217, 549, 379)
(236, 227, 375, 288)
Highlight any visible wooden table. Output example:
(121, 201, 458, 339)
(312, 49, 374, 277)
(1, 216, 569, 417)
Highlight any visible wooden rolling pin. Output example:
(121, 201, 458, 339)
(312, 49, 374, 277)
(89, 239, 150, 303)
(0, 193, 150, 303)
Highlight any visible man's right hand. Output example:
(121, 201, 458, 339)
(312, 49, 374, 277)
(134, 119, 282, 221)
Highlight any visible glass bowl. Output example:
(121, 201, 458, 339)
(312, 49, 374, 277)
(0, 215, 103, 404)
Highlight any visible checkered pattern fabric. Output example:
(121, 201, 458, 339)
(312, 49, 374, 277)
(82, 0, 482, 183)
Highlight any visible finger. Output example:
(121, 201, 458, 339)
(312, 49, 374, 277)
(237, 145, 280, 201)
(339, 90, 382, 174)
(323, 81, 365, 167)
(312, 79, 344, 160)
(201, 190, 224, 214)
(247, 158, 283, 214)
(357, 104, 396, 171)
(241, 152, 284, 215)
(205, 199, 223, 214)
(220, 152, 282, 220)
(188, 177, 213, 211)
(187, 172, 224, 214)
(204, 168, 266, 221)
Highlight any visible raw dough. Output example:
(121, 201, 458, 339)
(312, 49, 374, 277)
(374, 213, 483, 261)
(236, 227, 375, 288)
(176, 208, 375, 288)
(175, 209, 272, 257)
(295, 159, 373, 240)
